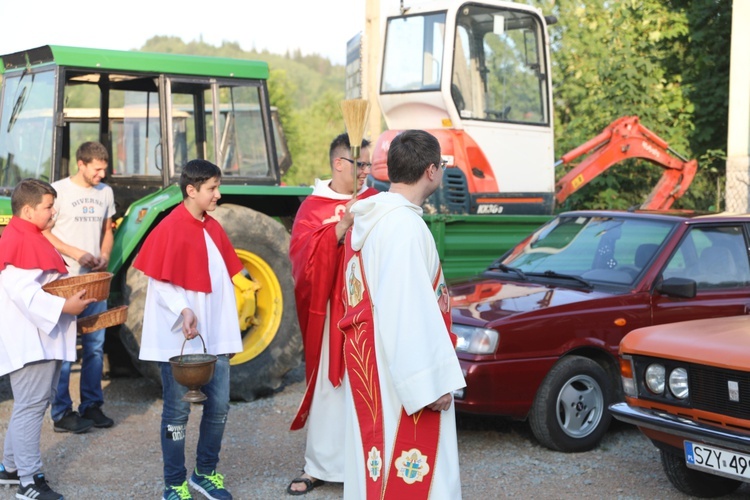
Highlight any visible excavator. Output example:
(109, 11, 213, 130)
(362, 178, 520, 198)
(372, 114, 698, 213)
(554, 116, 697, 210)
(367, 0, 697, 214)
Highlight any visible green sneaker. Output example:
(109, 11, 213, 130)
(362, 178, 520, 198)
(163, 481, 192, 500)
(189, 469, 232, 500)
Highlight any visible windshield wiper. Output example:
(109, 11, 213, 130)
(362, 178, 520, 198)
(526, 270, 593, 289)
(487, 263, 528, 280)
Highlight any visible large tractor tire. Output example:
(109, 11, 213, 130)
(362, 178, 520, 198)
(119, 203, 303, 401)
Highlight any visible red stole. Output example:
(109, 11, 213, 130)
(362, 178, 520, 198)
(289, 187, 377, 431)
(133, 203, 243, 293)
(339, 230, 452, 499)
(0, 217, 67, 273)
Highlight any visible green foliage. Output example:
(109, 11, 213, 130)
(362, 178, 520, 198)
(284, 90, 348, 186)
(533, 0, 730, 211)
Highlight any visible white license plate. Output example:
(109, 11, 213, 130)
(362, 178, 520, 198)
(685, 441, 750, 482)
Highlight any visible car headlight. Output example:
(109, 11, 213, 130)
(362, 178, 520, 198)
(669, 367, 689, 399)
(452, 324, 499, 354)
(645, 364, 666, 394)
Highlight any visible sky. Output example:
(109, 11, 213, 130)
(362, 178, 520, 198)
(0, 0, 402, 66)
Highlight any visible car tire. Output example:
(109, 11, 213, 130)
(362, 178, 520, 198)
(660, 449, 741, 497)
(529, 355, 612, 452)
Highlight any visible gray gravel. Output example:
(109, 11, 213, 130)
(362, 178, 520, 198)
(1, 366, 749, 499)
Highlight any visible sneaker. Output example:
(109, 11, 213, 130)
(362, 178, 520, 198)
(189, 470, 232, 500)
(163, 481, 192, 500)
(15, 473, 62, 500)
(0, 463, 19, 486)
(81, 406, 114, 428)
(53, 410, 94, 434)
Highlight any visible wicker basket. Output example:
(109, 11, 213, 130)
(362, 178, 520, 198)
(42, 272, 113, 301)
(77, 305, 129, 334)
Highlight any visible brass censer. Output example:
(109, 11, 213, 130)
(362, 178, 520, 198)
(169, 333, 217, 403)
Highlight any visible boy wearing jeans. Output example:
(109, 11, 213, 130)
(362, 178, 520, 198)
(134, 160, 243, 500)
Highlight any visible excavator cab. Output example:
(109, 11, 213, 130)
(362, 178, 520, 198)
(371, 0, 556, 215)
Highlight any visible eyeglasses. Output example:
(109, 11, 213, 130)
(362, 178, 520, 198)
(437, 159, 448, 170)
(339, 157, 372, 170)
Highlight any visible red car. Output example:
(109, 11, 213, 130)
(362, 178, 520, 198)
(449, 210, 750, 452)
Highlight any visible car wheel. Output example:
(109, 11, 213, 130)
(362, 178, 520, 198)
(660, 449, 741, 497)
(529, 355, 612, 452)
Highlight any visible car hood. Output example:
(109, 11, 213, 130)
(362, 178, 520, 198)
(450, 277, 609, 324)
(621, 315, 750, 372)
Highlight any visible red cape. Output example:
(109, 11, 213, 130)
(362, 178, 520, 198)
(0, 216, 67, 273)
(133, 203, 243, 292)
(288, 187, 377, 430)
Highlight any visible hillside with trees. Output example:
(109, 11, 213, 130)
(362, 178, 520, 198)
(139, 0, 731, 211)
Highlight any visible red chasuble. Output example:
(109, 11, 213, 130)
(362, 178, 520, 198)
(0, 216, 67, 273)
(288, 187, 377, 430)
(133, 203, 243, 293)
(339, 230, 453, 499)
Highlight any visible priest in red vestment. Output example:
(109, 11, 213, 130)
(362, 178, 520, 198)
(286, 133, 378, 495)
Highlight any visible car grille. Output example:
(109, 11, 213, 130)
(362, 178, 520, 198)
(690, 365, 750, 419)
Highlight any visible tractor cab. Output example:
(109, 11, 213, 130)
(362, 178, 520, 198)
(0, 45, 291, 221)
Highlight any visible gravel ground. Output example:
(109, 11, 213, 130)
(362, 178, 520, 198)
(1, 365, 749, 499)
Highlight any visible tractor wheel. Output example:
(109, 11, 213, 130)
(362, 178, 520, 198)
(119, 203, 302, 401)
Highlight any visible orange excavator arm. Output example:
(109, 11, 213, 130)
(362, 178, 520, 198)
(554, 116, 698, 210)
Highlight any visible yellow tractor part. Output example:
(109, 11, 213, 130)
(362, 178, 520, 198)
(231, 249, 283, 365)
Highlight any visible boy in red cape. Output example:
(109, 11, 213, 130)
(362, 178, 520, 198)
(286, 134, 377, 495)
(134, 160, 243, 500)
(0, 179, 94, 500)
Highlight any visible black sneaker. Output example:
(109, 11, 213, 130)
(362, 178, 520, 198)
(53, 410, 94, 434)
(81, 406, 114, 428)
(0, 463, 19, 485)
(16, 473, 62, 500)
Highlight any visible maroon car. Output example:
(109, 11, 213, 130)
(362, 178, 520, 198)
(449, 210, 750, 452)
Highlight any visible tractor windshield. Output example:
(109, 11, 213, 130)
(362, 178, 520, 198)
(0, 69, 56, 190)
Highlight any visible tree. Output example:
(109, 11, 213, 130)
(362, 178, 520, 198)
(534, 0, 730, 211)
(282, 90, 348, 186)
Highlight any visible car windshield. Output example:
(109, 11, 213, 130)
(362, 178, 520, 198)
(497, 215, 675, 286)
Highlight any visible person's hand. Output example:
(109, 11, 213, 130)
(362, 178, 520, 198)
(181, 308, 199, 340)
(90, 255, 109, 272)
(77, 252, 98, 269)
(335, 199, 357, 242)
(426, 393, 453, 412)
(62, 289, 97, 316)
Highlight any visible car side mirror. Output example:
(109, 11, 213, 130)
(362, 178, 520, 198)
(656, 277, 697, 298)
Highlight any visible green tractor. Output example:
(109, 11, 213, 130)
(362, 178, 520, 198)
(0, 45, 311, 400)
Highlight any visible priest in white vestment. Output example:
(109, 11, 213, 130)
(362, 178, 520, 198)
(342, 130, 466, 499)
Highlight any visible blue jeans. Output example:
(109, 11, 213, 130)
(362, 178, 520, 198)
(51, 300, 107, 422)
(159, 355, 230, 487)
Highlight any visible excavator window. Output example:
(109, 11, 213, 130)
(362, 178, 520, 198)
(452, 5, 548, 125)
